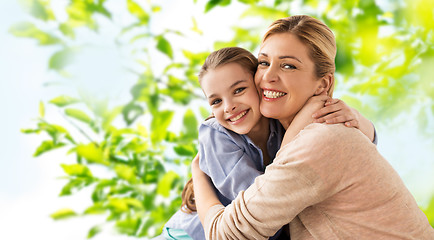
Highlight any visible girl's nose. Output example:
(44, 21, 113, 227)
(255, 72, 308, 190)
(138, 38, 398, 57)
(224, 101, 237, 113)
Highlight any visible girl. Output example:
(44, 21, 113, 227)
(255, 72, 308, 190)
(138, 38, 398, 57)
(162, 46, 377, 239)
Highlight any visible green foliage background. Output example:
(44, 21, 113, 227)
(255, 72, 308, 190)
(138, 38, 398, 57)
(11, 0, 434, 238)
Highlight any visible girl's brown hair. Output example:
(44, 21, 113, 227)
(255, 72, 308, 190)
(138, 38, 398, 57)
(263, 15, 337, 97)
(181, 47, 258, 213)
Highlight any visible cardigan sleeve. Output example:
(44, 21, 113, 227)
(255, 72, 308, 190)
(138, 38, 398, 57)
(203, 123, 370, 239)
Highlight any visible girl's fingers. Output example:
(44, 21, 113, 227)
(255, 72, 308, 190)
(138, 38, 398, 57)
(312, 104, 342, 118)
(316, 111, 351, 123)
(324, 98, 340, 106)
(324, 114, 352, 124)
(344, 119, 359, 128)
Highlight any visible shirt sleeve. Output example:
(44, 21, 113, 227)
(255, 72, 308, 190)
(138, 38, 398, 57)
(199, 123, 263, 201)
(203, 123, 366, 239)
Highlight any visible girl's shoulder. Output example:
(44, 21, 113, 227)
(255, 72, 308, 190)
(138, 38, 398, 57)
(200, 118, 247, 146)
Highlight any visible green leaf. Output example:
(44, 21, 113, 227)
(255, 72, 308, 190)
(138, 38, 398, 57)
(127, 0, 149, 24)
(59, 23, 75, 39)
(182, 109, 198, 139)
(65, 108, 92, 124)
(205, 0, 231, 13)
(39, 101, 45, 118)
(49, 95, 79, 107)
(61, 163, 93, 177)
(18, 0, 55, 21)
(173, 144, 196, 156)
(9, 22, 61, 45)
(87, 225, 102, 239)
(49, 48, 77, 71)
(115, 217, 139, 235)
(156, 171, 179, 197)
(76, 143, 108, 165)
(21, 128, 40, 134)
(156, 35, 173, 59)
(199, 106, 211, 119)
(151, 110, 174, 144)
(50, 208, 77, 220)
(33, 140, 65, 157)
(84, 202, 107, 215)
(114, 164, 137, 183)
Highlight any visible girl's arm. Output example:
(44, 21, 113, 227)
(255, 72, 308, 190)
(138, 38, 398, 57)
(312, 98, 376, 143)
(192, 154, 221, 224)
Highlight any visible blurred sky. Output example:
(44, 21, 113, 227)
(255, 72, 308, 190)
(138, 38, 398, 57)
(0, 0, 433, 239)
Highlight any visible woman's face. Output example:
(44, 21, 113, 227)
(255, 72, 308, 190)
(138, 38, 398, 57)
(201, 62, 262, 135)
(255, 33, 323, 128)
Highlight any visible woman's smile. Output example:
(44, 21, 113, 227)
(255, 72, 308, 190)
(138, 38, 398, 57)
(262, 89, 287, 101)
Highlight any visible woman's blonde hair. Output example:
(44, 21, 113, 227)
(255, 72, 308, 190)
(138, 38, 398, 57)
(181, 47, 258, 213)
(263, 15, 336, 97)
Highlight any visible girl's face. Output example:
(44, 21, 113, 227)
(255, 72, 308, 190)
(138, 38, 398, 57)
(255, 33, 324, 129)
(201, 62, 262, 135)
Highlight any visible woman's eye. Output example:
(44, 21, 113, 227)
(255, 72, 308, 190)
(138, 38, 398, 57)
(258, 61, 270, 67)
(211, 99, 221, 105)
(234, 87, 246, 94)
(282, 63, 296, 70)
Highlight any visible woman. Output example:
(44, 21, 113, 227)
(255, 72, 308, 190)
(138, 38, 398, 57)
(192, 15, 434, 239)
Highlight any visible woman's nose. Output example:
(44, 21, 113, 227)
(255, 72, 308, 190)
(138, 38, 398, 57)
(262, 65, 278, 82)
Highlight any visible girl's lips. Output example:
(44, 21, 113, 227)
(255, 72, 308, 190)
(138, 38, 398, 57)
(227, 109, 249, 124)
(262, 89, 287, 101)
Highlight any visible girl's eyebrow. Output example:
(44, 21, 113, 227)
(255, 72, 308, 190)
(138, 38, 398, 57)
(207, 79, 247, 100)
(259, 53, 302, 63)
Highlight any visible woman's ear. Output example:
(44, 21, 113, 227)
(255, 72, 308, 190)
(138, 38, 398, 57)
(314, 73, 334, 96)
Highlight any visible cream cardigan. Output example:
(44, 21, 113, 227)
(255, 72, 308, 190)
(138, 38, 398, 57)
(204, 123, 434, 239)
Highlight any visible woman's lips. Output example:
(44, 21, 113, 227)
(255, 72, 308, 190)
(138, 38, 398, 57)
(262, 89, 287, 100)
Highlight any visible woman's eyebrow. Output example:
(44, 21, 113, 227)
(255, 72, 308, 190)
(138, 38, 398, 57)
(259, 52, 302, 63)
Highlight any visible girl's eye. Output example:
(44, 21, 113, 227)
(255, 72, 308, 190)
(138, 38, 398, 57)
(234, 87, 246, 94)
(282, 63, 296, 70)
(211, 99, 221, 106)
(258, 61, 270, 67)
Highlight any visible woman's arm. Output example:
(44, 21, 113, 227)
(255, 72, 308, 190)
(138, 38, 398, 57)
(312, 98, 376, 143)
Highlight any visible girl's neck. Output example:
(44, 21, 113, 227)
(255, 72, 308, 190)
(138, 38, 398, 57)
(247, 116, 271, 167)
(246, 116, 270, 146)
(279, 116, 295, 130)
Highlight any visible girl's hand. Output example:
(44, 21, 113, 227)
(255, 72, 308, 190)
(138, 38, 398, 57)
(312, 98, 360, 128)
(312, 98, 375, 142)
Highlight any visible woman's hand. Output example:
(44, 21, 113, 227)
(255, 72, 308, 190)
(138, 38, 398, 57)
(312, 98, 375, 142)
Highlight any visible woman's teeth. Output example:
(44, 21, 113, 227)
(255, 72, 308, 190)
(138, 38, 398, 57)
(230, 110, 247, 122)
(263, 90, 286, 98)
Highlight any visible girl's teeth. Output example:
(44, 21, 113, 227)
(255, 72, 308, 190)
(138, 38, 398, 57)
(230, 110, 247, 121)
(264, 90, 286, 98)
